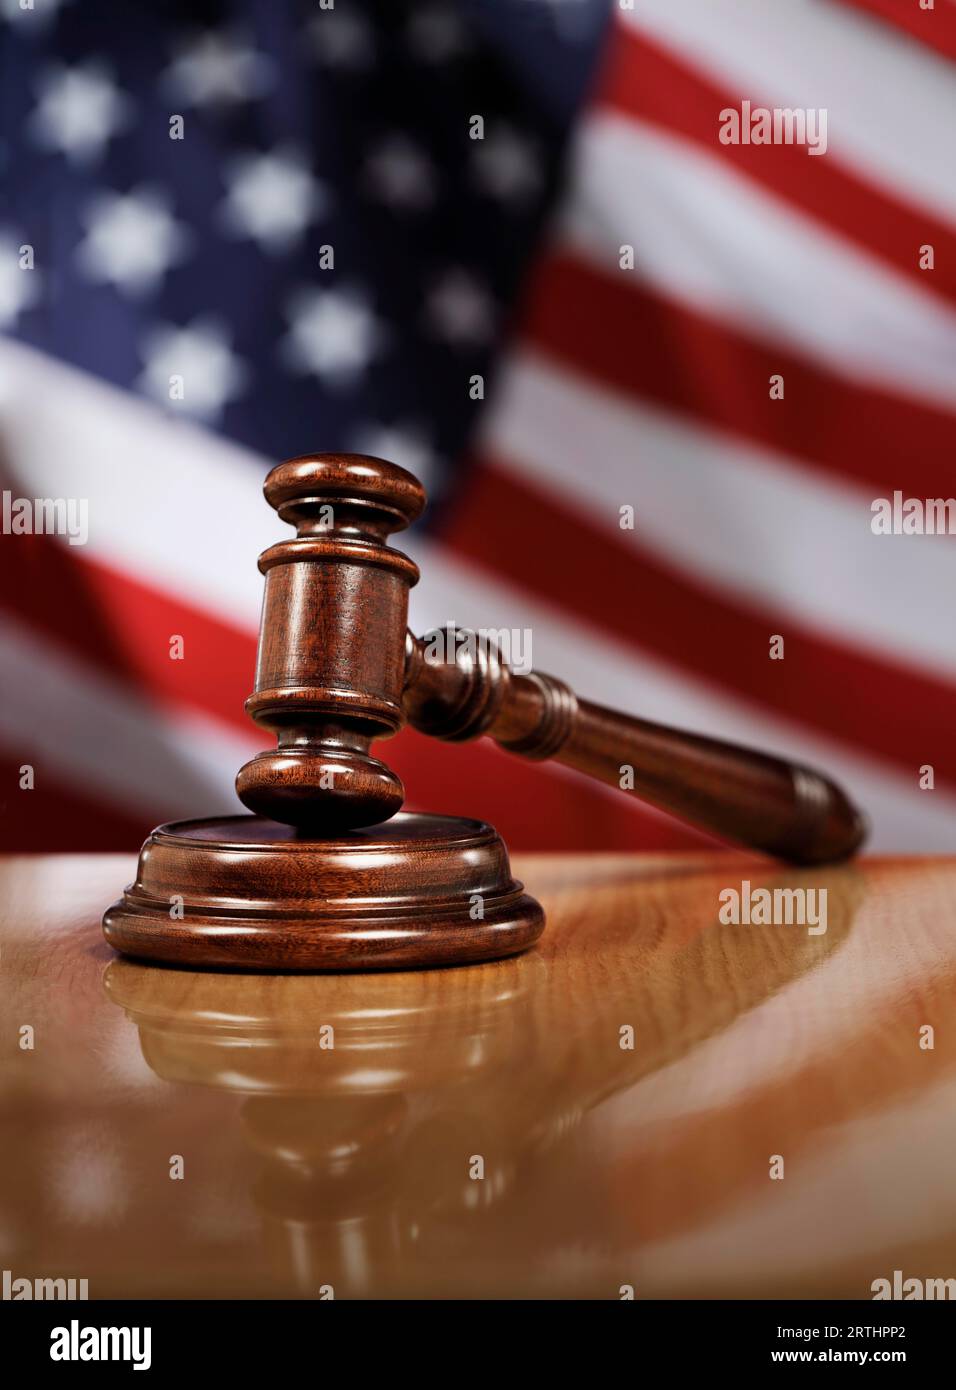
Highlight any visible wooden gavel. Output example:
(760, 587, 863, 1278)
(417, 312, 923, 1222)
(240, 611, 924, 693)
(236, 454, 866, 865)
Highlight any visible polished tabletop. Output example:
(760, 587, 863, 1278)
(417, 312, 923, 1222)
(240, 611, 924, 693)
(1, 851, 954, 1299)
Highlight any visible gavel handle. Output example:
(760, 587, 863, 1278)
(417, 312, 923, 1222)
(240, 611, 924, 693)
(403, 632, 866, 865)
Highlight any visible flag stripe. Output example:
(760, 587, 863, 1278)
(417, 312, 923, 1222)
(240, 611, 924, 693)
(0, 339, 273, 631)
(4, 530, 953, 853)
(598, 22, 956, 305)
(411, 536, 956, 851)
(560, 112, 956, 413)
(0, 758, 148, 853)
(520, 251, 956, 498)
(0, 612, 255, 822)
(0, 525, 718, 854)
(0, 533, 256, 735)
(444, 457, 956, 789)
(619, 0, 956, 225)
(839, 0, 956, 62)
(482, 350, 956, 680)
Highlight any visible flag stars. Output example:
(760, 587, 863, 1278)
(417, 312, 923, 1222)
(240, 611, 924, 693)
(309, 9, 375, 70)
(425, 269, 495, 347)
(219, 149, 327, 253)
(0, 232, 40, 330)
(30, 61, 132, 165)
(406, 5, 472, 64)
(471, 125, 542, 204)
(138, 318, 248, 422)
(2, 0, 73, 28)
(282, 286, 384, 388)
(350, 421, 437, 491)
(164, 29, 275, 109)
(76, 187, 191, 297)
(363, 135, 436, 212)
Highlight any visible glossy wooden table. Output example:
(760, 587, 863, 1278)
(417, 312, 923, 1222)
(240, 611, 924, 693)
(2, 851, 954, 1299)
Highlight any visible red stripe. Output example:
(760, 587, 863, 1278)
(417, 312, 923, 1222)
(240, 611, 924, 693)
(838, 0, 956, 63)
(598, 23, 956, 305)
(0, 753, 148, 852)
(519, 251, 956, 498)
(0, 531, 255, 736)
(0, 535, 717, 852)
(443, 459, 956, 792)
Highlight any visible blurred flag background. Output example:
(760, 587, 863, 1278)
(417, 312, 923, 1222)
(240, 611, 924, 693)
(1, 0, 954, 853)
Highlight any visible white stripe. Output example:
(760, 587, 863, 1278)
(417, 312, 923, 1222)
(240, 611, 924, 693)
(0, 613, 257, 821)
(0, 339, 274, 631)
(482, 349, 956, 682)
(411, 536, 956, 853)
(560, 112, 956, 412)
(618, 0, 956, 226)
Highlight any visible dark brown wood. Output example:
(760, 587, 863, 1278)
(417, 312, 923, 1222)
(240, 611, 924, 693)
(235, 453, 424, 830)
(102, 454, 547, 974)
(101, 449, 867, 976)
(230, 453, 867, 865)
(102, 813, 544, 971)
(403, 631, 866, 866)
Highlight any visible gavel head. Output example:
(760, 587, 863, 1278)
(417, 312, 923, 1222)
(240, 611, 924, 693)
(236, 453, 425, 830)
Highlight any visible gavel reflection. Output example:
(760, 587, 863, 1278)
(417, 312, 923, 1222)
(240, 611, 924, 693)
(236, 454, 866, 864)
(102, 861, 860, 1297)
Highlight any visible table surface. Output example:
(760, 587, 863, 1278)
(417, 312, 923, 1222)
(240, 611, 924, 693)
(1, 850, 954, 1300)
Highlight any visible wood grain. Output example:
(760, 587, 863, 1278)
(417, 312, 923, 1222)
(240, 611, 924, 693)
(230, 453, 864, 863)
(404, 629, 866, 865)
(235, 453, 424, 830)
(101, 812, 543, 970)
(3, 851, 955, 1298)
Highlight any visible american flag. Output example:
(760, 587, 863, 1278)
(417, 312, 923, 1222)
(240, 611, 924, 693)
(1, 0, 954, 854)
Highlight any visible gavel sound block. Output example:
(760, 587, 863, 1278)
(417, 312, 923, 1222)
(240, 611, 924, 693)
(102, 454, 866, 972)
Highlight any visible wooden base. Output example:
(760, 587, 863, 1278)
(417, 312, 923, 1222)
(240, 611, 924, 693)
(102, 812, 544, 972)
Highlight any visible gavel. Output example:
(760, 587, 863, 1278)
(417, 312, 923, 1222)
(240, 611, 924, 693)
(235, 453, 865, 866)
